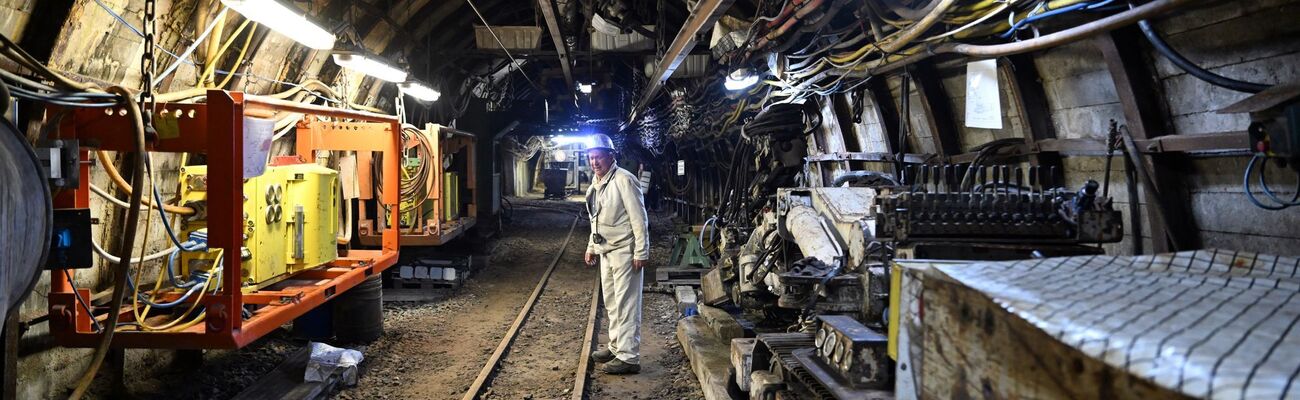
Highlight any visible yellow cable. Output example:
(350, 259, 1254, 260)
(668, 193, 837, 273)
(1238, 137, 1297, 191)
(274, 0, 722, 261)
(96, 150, 196, 215)
(166, 255, 222, 332)
(829, 0, 956, 64)
(133, 253, 214, 331)
(129, 157, 182, 332)
(201, 19, 252, 85)
(127, 166, 156, 330)
(925, 2, 1011, 41)
(215, 23, 258, 89)
(720, 98, 748, 134)
(129, 154, 213, 331)
(167, 311, 207, 332)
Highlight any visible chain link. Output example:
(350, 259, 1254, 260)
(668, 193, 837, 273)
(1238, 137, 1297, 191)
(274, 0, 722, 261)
(394, 93, 407, 126)
(140, 0, 157, 127)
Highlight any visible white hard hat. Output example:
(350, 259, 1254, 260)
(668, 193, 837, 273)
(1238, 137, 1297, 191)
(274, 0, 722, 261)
(587, 134, 615, 151)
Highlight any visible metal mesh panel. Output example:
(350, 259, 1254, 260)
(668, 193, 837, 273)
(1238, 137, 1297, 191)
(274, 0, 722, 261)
(937, 250, 1300, 399)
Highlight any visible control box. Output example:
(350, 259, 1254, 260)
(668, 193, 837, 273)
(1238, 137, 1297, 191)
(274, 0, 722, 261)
(178, 163, 340, 289)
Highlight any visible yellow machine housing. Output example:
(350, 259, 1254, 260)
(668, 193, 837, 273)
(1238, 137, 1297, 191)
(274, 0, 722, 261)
(178, 163, 340, 290)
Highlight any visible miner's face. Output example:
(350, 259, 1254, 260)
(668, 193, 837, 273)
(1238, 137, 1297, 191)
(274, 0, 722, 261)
(588, 148, 614, 177)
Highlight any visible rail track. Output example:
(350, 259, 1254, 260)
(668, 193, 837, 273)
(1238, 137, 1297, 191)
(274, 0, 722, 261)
(459, 215, 602, 400)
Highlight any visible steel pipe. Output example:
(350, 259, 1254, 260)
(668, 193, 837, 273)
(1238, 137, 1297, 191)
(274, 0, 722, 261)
(855, 0, 1196, 77)
(784, 205, 842, 266)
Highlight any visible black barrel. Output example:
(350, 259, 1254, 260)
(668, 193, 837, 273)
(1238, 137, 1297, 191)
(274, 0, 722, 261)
(333, 274, 383, 343)
(292, 301, 334, 340)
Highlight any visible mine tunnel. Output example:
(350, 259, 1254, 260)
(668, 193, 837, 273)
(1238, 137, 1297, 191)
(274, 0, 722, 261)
(2, 0, 1299, 399)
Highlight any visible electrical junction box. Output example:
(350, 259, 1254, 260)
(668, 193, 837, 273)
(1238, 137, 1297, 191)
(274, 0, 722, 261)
(45, 208, 93, 269)
(178, 163, 340, 290)
(1220, 84, 1300, 169)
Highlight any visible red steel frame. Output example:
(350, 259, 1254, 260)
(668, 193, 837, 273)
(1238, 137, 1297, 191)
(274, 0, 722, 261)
(354, 124, 478, 247)
(46, 90, 401, 349)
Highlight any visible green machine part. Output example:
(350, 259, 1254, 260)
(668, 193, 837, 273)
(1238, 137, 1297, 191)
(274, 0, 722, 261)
(178, 163, 340, 290)
(444, 172, 459, 221)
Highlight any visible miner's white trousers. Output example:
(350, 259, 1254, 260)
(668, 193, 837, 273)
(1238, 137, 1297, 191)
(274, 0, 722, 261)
(600, 245, 642, 365)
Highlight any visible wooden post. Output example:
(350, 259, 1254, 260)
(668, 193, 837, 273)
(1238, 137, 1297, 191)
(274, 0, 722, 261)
(866, 78, 905, 154)
(1095, 28, 1201, 253)
(1003, 55, 1066, 184)
(910, 62, 963, 158)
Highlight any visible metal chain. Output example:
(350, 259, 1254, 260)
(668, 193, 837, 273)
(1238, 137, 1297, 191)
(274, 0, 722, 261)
(394, 92, 407, 126)
(140, 0, 157, 128)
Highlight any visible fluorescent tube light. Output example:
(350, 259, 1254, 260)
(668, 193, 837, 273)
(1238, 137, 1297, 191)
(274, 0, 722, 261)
(400, 82, 441, 102)
(221, 0, 335, 50)
(332, 53, 408, 82)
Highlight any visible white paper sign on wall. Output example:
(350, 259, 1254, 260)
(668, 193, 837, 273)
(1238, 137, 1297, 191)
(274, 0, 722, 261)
(964, 59, 1003, 130)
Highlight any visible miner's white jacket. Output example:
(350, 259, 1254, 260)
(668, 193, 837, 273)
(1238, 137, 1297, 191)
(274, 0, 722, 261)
(585, 165, 650, 260)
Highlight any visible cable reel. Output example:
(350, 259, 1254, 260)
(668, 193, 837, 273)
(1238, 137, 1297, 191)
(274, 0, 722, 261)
(0, 117, 52, 325)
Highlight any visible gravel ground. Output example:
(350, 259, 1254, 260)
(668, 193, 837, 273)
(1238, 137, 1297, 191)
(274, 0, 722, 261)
(125, 330, 305, 399)
(116, 196, 704, 400)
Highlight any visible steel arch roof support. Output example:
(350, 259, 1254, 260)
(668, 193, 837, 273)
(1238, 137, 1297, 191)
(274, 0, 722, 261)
(537, 0, 576, 97)
(628, 0, 736, 123)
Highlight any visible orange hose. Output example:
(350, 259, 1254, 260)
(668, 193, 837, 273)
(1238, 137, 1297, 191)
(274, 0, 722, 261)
(94, 150, 196, 215)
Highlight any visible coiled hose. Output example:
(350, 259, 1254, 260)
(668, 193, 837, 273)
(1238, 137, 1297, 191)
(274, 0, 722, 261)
(372, 125, 434, 220)
(0, 109, 50, 328)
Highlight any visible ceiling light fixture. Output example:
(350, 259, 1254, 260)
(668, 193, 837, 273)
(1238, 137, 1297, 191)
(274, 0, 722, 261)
(724, 68, 759, 91)
(400, 81, 440, 102)
(332, 52, 408, 82)
(221, 0, 335, 50)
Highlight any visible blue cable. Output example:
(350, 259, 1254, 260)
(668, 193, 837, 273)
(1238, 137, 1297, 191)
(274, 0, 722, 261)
(1000, 0, 1116, 39)
(144, 156, 197, 250)
(142, 155, 211, 289)
(126, 253, 212, 308)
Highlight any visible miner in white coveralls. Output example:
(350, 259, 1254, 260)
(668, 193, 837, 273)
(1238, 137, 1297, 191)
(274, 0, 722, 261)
(583, 134, 649, 375)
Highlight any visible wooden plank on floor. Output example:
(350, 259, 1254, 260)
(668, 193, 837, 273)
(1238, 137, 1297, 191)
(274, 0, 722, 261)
(235, 347, 338, 400)
(677, 316, 739, 400)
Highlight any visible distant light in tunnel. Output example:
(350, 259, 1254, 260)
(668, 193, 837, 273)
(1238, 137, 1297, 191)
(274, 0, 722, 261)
(724, 68, 759, 91)
(577, 82, 594, 94)
(332, 53, 408, 82)
(401, 81, 441, 102)
(222, 0, 336, 50)
(550, 135, 597, 148)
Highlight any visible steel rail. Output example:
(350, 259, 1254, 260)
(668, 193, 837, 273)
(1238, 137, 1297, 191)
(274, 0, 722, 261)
(571, 279, 602, 399)
(462, 215, 581, 400)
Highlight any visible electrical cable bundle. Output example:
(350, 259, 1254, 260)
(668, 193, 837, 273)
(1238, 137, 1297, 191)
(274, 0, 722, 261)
(0, 33, 120, 108)
(722, 0, 1199, 104)
(741, 103, 815, 141)
(372, 125, 436, 222)
(502, 136, 547, 161)
(958, 138, 1028, 190)
(1244, 155, 1300, 210)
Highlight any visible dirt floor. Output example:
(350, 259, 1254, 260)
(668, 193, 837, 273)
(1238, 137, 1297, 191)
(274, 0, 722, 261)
(113, 196, 703, 399)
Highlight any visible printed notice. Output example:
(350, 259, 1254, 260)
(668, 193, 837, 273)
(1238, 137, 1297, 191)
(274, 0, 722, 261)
(965, 59, 1003, 130)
